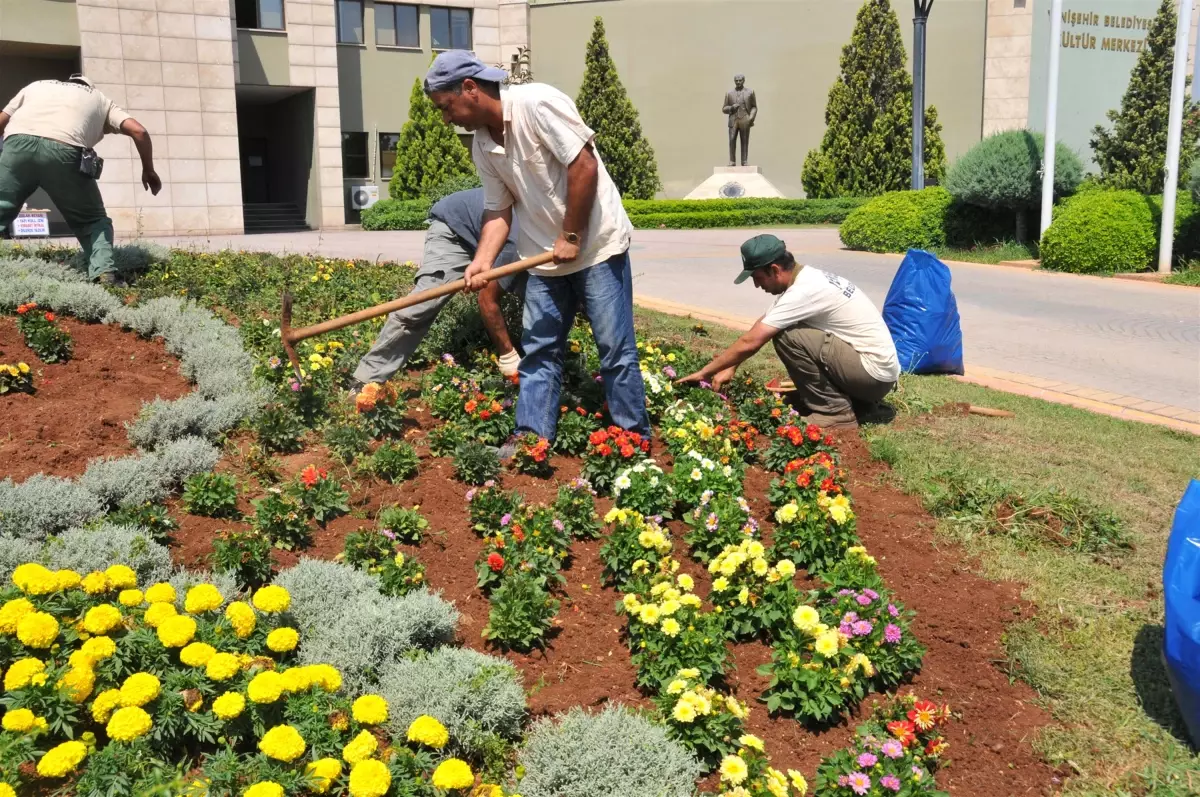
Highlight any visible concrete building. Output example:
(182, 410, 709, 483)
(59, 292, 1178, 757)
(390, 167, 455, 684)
(1, 0, 1197, 236)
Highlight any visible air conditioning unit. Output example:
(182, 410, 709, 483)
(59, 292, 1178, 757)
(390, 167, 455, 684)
(350, 185, 379, 210)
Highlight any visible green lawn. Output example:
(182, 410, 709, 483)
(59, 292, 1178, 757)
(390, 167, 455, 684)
(1164, 263, 1200, 287)
(932, 240, 1037, 265)
(633, 305, 1200, 796)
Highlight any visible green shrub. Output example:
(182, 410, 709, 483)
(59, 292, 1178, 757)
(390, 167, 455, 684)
(425, 172, 482, 202)
(1147, 193, 1200, 262)
(360, 198, 431, 232)
(942, 200, 1017, 248)
(944, 129, 1084, 241)
(389, 77, 475, 200)
(181, 472, 239, 518)
(1190, 159, 1200, 203)
(839, 187, 952, 253)
(1040, 190, 1156, 273)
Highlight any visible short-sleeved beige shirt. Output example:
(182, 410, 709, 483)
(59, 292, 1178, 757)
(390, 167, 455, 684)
(472, 83, 633, 277)
(2, 80, 131, 150)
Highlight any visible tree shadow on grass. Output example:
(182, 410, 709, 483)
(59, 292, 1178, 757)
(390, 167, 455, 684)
(1131, 623, 1196, 750)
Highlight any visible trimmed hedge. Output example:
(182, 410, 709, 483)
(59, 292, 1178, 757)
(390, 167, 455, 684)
(1039, 189, 1156, 273)
(839, 187, 953, 253)
(361, 197, 869, 232)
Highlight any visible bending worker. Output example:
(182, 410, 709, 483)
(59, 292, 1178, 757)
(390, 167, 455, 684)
(0, 75, 161, 285)
(678, 234, 900, 431)
(350, 187, 525, 389)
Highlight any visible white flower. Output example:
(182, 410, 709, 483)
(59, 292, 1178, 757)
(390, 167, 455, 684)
(649, 476, 659, 486)
(633, 464, 646, 474)
(722, 465, 734, 478)
(690, 469, 703, 481)
(615, 475, 633, 491)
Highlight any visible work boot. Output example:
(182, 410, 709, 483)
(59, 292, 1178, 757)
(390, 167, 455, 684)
(346, 379, 366, 402)
(96, 272, 126, 288)
(802, 413, 859, 434)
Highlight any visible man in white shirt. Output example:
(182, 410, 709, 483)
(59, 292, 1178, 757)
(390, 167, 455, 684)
(423, 50, 649, 448)
(0, 75, 161, 284)
(678, 234, 900, 430)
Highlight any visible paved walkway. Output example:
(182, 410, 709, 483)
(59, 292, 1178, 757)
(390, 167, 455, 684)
(142, 227, 1200, 427)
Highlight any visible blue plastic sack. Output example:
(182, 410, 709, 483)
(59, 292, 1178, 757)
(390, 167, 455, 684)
(1163, 479, 1200, 747)
(881, 249, 964, 375)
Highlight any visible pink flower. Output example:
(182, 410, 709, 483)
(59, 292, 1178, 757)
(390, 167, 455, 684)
(863, 589, 879, 601)
(500, 513, 512, 526)
(856, 594, 872, 606)
(881, 739, 904, 759)
(553, 519, 565, 532)
(705, 513, 719, 531)
(847, 772, 871, 796)
(856, 752, 877, 768)
(851, 620, 873, 637)
(290, 381, 301, 392)
(888, 603, 900, 617)
(881, 775, 902, 792)
(465, 489, 476, 501)
(884, 624, 903, 644)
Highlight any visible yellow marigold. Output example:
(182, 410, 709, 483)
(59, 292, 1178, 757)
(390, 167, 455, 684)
(118, 589, 144, 607)
(243, 782, 284, 797)
(2, 708, 37, 732)
(0, 784, 13, 797)
(91, 688, 122, 723)
(406, 714, 449, 748)
(104, 565, 138, 590)
(180, 642, 217, 667)
(144, 582, 176, 604)
(251, 585, 290, 613)
(119, 672, 161, 707)
(347, 694, 386, 726)
(266, 627, 299, 653)
(431, 758, 474, 790)
(107, 705, 152, 741)
(306, 664, 342, 693)
(81, 635, 117, 662)
(143, 602, 177, 628)
(0, 597, 35, 634)
(280, 667, 312, 693)
(59, 665, 95, 703)
(258, 724, 307, 762)
(719, 754, 749, 785)
(212, 691, 245, 720)
(206, 652, 241, 681)
(157, 614, 197, 648)
(12, 563, 57, 595)
(305, 758, 343, 794)
(36, 740, 87, 778)
(184, 584, 224, 614)
(341, 729, 377, 764)
(224, 601, 256, 638)
(81, 571, 110, 595)
(247, 670, 284, 704)
(349, 759, 391, 797)
(17, 611, 59, 648)
(83, 604, 123, 635)
(55, 570, 82, 590)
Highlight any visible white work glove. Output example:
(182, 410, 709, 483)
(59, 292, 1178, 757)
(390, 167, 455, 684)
(498, 350, 521, 377)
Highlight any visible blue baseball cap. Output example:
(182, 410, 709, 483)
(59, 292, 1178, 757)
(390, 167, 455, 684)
(424, 50, 509, 93)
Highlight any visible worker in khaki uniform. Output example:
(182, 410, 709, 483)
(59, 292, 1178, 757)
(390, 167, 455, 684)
(0, 75, 162, 284)
(678, 234, 900, 431)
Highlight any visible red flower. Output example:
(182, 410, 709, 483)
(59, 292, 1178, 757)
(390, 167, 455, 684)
(887, 720, 917, 747)
(619, 444, 635, 458)
(908, 700, 938, 731)
(43, 312, 55, 322)
(588, 430, 609, 446)
(823, 434, 835, 446)
(770, 408, 781, 418)
(479, 410, 491, 420)
(464, 400, 478, 413)
(513, 528, 525, 542)
(820, 477, 836, 493)
(925, 736, 948, 757)
(487, 552, 505, 571)
(639, 440, 650, 453)
(795, 471, 813, 488)
(300, 465, 323, 488)
(576, 407, 586, 416)
(597, 444, 613, 456)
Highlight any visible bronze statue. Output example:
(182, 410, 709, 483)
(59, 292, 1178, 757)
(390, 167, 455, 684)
(723, 74, 757, 166)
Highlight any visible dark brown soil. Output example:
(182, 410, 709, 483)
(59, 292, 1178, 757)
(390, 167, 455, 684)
(0, 316, 191, 482)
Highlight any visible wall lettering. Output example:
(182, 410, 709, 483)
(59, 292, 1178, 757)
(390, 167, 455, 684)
(1059, 7, 1148, 53)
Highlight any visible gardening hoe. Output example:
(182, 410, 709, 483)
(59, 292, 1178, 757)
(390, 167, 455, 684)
(280, 251, 555, 379)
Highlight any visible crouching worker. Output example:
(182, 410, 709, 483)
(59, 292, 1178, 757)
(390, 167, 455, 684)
(677, 234, 899, 431)
(350, 187, 525, 392)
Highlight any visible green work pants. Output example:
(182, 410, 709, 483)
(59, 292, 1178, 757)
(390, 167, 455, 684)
(0, 134, 115, 279)
(772, 323, 896, 428)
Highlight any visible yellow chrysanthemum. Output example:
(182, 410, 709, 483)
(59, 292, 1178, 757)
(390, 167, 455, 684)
(91, 688, 122, 723)
(348, 759, 391, 797)
(119, 672, 161, 707)
(224, 601, 256, 638)
(157, 614, 197, 647)
(17, 611, 59, 648)
(2, 708, 37, 732)
(59, 665, 95, 703)
(406, 714, 449, 748)
(431, 758, 474, 790)
(719, 754, 749, 785)
(638, 604, 661, 625)
(814, 630, 840, 658)
(342, 729, 377, 764)
(36, 740, 87, 778)
(251, 585, 290, 613)
(12, 563, 57, 595)
(666, 678, 688, 695)
(243, 782, 284, 797)
(107, 706, 153, 741)
(766, 767, 789, 797)
(661, 618, 681, 637)
(266, 627, 299, 653)
(672, 700, 697, 723)
(81, 571, 110, 595)
(792, 605, 821, 633)
(206, 652, 241, 681)
(118, 589, 144, 607)
(81, 635, 117, 662)
(104, 565, 137, 590)
(143, 601, 177, 628)
(305, 758, 343, 794)
(212, 691, 245, 720)
(676, 573, 695, 591)
(83, 604, 123, 635)
(247, 671, 284, 704)
(184, 584, 224, 614)
(352, 694, 388, 725)
(258, 724, 306, 762)
(144, 582, 177, 604)
(788, 769, 809, 795)
(0, 598, 35, 634)
(775, 560, 797, 579)
(726, 694, 749, 719)
(622, 593, 641, 613)
(738, 733, 765, 752)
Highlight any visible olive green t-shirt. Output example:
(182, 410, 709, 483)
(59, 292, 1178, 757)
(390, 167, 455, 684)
(2, 80, 131, 149)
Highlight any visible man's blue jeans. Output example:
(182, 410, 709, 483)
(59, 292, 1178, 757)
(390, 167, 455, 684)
(515, 251, 650, 440)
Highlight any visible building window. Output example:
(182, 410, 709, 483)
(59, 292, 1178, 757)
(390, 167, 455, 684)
(379, 132, 400, 179)
(430, 7, 471, 50)
(342, 132, 369, 178)
(235, 0, 284, 30)
(337, 0, 364, 44)
(376, 3, 419, 48)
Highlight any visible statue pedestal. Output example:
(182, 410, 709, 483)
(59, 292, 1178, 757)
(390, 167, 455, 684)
(684, 166, 785, 200)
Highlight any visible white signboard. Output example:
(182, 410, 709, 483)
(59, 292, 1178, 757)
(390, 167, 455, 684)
(12, 212, 50, 238)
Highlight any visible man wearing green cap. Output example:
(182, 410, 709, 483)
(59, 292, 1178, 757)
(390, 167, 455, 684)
(677, 234, 899, 430)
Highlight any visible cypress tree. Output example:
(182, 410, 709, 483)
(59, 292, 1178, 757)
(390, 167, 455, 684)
(1091, 0, 1200, 194)
(801, 0, 947, 198)
(389, 77, 475, 200)
(575, 17, 661, 200)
